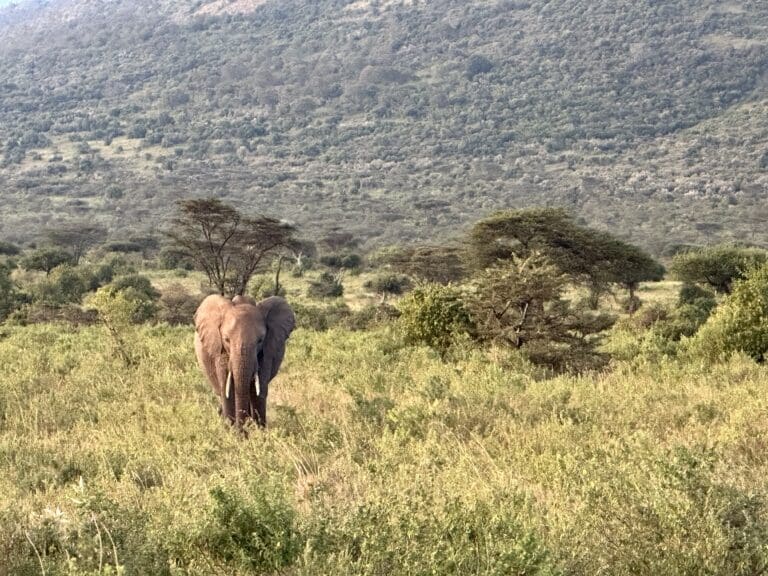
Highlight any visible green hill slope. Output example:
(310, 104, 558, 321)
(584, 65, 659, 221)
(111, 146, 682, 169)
(1, 0, 768, 251)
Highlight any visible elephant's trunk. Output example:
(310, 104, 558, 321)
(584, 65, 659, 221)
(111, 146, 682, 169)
(231, 347, 258, 427)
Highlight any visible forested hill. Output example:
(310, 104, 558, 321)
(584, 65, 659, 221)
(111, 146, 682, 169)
(2, 0, 768, 252)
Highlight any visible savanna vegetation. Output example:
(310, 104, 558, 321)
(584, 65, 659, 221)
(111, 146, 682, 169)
(3, 0, 768, 572)
(2, 199, 768, 574)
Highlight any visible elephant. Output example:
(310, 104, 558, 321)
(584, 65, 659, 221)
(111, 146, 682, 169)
(194, 294, 295, 428)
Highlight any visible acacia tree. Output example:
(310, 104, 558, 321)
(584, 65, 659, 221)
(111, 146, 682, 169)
(166, 198, 297, 296)
(374, 244, 467, 284)
(465, 253, 614, 371)
(584, 233, 665, 312)
(45, 222, 108, 264)
(468, 208, 664, 311)
(21, 247, 74, 276)
(670, 245, 767, 294)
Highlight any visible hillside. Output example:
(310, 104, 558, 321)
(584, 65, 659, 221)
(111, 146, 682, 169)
(1, 0, 768, 251)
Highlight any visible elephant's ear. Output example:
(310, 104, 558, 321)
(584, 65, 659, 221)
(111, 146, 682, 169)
(194, 294, 233, 356)
(257, 296, 296, 385)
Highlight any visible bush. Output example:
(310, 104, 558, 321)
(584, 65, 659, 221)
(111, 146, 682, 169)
(76, 261, 117, 291)
(465, 255, 613, 371)
(306, 488, 553, 576)
(157, 283, 201, 325)
(33, 265, 88, 306)
(319, 253, 362, 270)
(0, 262, 26, 321)
(198, 480, 302, 573)
(111, 274, 160, 302)
(292, 302, 351, 331)
(104, 241, 143, 253)
(307, 272, 344, 299)
(679, 282, 716, 305)
(654, 284, 718, 341)
(344, 303, 401, 331)
(364, 273, 411, 301)
(86, 285, 156, 365)
(249, 274, 286, 299)
(398, 284, 474, 354)
(690, 263, 768, 362)
(89, 276, 159, 326)
(159, 246, 194, 270)
(0, 241, 20, 256)
(340, 253, 362, 270)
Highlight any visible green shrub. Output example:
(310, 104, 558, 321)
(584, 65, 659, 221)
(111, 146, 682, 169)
(292, 302, 351, 331)
(89, 276, 159, 326)
(343, 303, 401, 331)
(319, 253, 362, 270)
(104, 241, 143, 254)
(679, 282, 716, 305)
(398, 283, 474, 354)
(199, 481, 302, 572)
(0, 241, 20, 256)
(86, 285, 156, 365)
(0, 262, 26, 321)
(158, 247, 194, 270)
(33, 265, 88, 306)
(307, 272, 344, 299)
(111, 274, 160, 302)
(304, 486, 554, 575)
(690, 263, 768, 362)
(249, 274, 286, 299)
(157, 283, 201, 325)
(364, 273, 411, 301)
(465, 255, 613, 371)
(657, 297, 717, 342)
(79, 263, 114, 291)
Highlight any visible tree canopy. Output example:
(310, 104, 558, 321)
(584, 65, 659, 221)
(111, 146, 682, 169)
(374, 244, 467, 285)
(468, 208, 664, 308)
(21, 247, 75, 276)
(45, 223, 108, 265)
(670, 245, 768, 294)
(166, 198, 297, 296)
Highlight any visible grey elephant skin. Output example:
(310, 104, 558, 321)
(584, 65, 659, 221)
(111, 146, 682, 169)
(194, 294, 295, 428)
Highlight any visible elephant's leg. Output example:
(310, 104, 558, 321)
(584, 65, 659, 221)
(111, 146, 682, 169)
(250, 380, 268, 427)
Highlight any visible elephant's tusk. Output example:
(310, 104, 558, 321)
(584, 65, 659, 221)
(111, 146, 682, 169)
(225, 371, 232, 400)
(254, 373, 260, 397)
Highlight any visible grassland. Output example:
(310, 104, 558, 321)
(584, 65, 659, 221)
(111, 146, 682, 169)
(1, 313, 768, 574)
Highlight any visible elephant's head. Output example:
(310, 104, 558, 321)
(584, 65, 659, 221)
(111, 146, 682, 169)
(194, 294, 295, 427)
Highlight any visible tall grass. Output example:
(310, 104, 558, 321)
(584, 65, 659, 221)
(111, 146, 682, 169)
(1, 323, 767, 574)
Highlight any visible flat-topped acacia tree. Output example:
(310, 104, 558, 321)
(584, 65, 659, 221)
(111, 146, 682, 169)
(165, 198, 297, 297)
(468, 208, 664, 311)
(45, 223, 108, 265)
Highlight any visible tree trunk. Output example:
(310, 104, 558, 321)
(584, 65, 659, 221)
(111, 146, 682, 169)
(273, 256, 285, 296)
